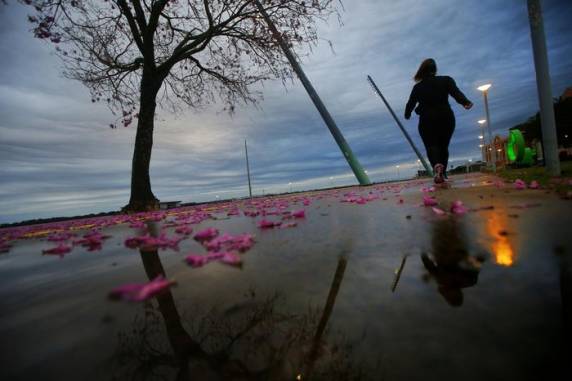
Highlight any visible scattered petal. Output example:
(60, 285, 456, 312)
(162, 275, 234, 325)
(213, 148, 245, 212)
(423, 196, 438, 207)
(432, 207, 446, 216)
(257, 219, 281, 229)
(513, 179, 526, 190)
(42, 243, 72, 257)
(108, 276, 176, 302)
(193, 227, 219, 242)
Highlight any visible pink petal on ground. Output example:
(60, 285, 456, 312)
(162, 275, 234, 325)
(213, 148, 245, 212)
(432, 207, 446, 215)
(529, 180, 540, 189)
(280, 222, 298, 229)
(219, 252, 242, 267)
(257, 219, 281, 229)
(42, 243, 72, 257)
(193, 227, 219, 242)
(108, 276, 176, 302)
(175, 225, 194, 235)
(450, 200, 468, 215)
(185, 254, 213, 268)
(292, 209, 306, 219)
(303, 199, 311, 206)
(423, 196, 438, 207)
(513, 179, 526, 190)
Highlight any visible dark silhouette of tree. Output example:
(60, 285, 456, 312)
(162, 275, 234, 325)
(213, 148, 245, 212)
(18, 0, 338, 211)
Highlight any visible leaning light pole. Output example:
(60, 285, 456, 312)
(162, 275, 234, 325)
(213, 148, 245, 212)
(253, 0, 371, 185)
(367, 75, 433, 176)
(527, 0, 561, 176)
(244, 139, 252, 198)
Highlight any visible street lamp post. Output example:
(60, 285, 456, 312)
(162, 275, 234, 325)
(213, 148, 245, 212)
(527, 0, 561, 176)
(477, 85, 496, 172)
(478, 119, 486, 161)
(395, 165, 400, 179)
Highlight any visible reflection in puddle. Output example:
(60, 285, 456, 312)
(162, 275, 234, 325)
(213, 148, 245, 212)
(422, 217, 483, 307)
(486, 212, 516, 267)
(113, 223, 367, 380)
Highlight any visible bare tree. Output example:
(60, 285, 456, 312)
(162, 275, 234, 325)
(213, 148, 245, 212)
(18, 0, 338, 211)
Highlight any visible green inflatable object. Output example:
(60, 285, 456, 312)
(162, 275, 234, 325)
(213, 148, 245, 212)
(507, 129, 525, 162)
(507, 129, 535, 166)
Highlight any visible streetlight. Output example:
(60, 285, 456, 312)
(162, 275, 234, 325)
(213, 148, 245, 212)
(288, 182, 292, 193)
(478, 119, 487, 162)
(477, 84, 496, 172)
(329, 176, 334, 186)
(395, 165, 400, 179)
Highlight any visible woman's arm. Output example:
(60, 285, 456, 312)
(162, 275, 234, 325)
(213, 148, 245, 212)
(404, 87, 417, 119)
(447, 77, 472, 109)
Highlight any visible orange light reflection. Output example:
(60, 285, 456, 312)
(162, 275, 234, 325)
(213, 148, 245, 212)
(486, 212, 516, 267)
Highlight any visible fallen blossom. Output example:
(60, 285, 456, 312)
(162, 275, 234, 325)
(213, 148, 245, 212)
(193, 227, 219, 242)
(423, 196, 438, 207)
(185, 251, 242, 268)
(108, 276, 176, 302)
(203, 233, 255, 253)
(432, 207, 446, 216)
(529, 180, 540, 189)
(257, 219, 282, 229)
(124, 234, 182, 251)
(450, 200, 468, 215)
(280, 222, 298, 229)
(175, 225, 194, 235)
(74, 231, 111, 251)
(291, 209, 306, 219)
(42, 243, 72, 257)
(514, 179, 526, 190)
(421, 186, 436, 193)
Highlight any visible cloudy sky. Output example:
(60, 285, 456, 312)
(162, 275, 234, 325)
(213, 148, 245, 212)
(1, 0, 571, 224)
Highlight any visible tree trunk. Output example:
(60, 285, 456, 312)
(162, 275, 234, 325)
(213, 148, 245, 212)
(124, 70, 163, 212)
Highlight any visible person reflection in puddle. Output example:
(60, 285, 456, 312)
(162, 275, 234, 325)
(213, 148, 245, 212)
(421, 217, 484, 307)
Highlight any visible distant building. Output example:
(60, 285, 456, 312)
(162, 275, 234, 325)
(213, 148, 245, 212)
(561, 87, 572, 100)
(482, 135, 509, 168)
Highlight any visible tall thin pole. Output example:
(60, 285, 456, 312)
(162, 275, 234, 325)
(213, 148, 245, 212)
(253, 0, 371, 186)
(483, 91, 497, 173)
(367, 75, 433, 176)
(244, 139, 252, 198)
(527, 0, 561, 175)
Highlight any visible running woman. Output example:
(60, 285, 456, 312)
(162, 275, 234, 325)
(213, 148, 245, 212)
(405, 58, 473, 184)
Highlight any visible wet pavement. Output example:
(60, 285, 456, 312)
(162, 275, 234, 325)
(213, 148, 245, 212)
(0, 173, 571, 381)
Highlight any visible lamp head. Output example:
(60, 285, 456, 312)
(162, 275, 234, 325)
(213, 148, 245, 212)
(477, 84, 492, 92)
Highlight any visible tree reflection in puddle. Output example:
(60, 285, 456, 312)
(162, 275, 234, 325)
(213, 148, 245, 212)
(421, 217, 485, 307)
(112, 223, 374, 380)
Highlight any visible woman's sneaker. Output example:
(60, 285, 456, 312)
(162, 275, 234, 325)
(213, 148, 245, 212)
(434, 164, 445, 184)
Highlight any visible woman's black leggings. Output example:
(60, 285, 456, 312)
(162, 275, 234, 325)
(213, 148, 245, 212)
(418, 107, 456, 173)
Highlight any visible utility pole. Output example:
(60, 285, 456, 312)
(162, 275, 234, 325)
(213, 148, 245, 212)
(253, 0, 371, 185)
(244, 139, 252, 198)
(527, 0, 561, 175)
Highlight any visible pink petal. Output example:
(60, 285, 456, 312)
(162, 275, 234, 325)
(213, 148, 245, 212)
(175, 225, 193, 235)
(193, 227, 219, 242)
(109, 276, 176, 302)
(291, 209, 305, 219)
(529, 180, 540, 189)
(514, 179, 526, 190)
(450, 200, 468, 215)
(219, 252, 242, 267)
(432, 207, 446, 215)
(42, 243, 72, 257)
(423, 196, 438, 207)
(257, 219, 281, 229)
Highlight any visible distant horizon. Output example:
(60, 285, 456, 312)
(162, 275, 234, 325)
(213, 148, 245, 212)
(1, 0, 572, 223)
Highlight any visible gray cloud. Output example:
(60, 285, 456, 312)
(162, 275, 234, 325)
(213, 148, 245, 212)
(1, 0, 571, 223)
